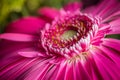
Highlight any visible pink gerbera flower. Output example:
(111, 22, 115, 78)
(0, 0, 120, 80)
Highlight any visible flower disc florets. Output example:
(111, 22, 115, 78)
(40, 11, 110, 58)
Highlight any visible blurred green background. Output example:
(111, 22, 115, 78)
(0, 0, 80, 33)
(0, 0, 120, 39)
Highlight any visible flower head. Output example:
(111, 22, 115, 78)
(41, 10, 111, 59)
(0, 0, 120, 80)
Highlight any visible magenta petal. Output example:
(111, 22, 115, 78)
(18, 52, 40, 58)
(0, 33, 37, 42)
(97, 0, 120, 19)
(107, 19, 120, 34)
(38, 7, 60, 20)
(64, 64, 74, 80)
(83, 0, 108, 15)
(102, 38, 120, 52)
(24, 59, 52, 80)
(0, 41, 34, 64)
(55, 62, 67, 80)
(0, 58, 27, 79)
(100, 45, 120, 68)
(91, 0, 115, 15)
(90, 48, 120, 79)
(83, 0, 120, 19)
(64, 2, 82, 12)
(75, 61, 90, 80)
(6, 17, 46, 34)
(92, 53, 113, 80)
(102, 11, 120, 23)
(0, 58, 39, 80)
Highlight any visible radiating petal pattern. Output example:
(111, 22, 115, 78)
(0, 0, 120, 80)
(108, 19, 120, 34)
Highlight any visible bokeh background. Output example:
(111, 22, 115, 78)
(0, 0, 120, 39)
(0, 0, 81, 33)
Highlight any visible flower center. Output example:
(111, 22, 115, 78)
(60, 30, 77, 40)
(43, 15, 93, 49)
(40, 12, 106, 58)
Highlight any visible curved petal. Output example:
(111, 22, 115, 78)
(0, 41, 44, 79)
(0, 33, 38, 42)
(5, 17, 46, 35)
(102, 11, 120, 23)
(82, 0, 120, 19)
(0, 57, 40, 80)
(96, 0, 120, 19)
(0, 40, 34, 66)
(107, 18, 120, 34)
(90, 46, 120, 80)
(102, 38, 120, 52)
(38, 7, 60, 20)
(64, 2, 82, 12)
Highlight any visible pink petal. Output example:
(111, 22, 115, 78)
(83, 0, 120, 19)
(24, 59, 52, 80)
(38, 7, 60, 20)
(92, 0, 117, 15)
(75, 61, 91, 80)
(64, 2, 82, 12)
(43, 64, 58, 80)
(9, 58, 39, 80)
(85, 57, 103, 80)
(0, 58, 27, 79)
(0, 33, 37, 42)
(0, 40, 35, 66)
(90, 48, 120, 80)
(107, 18, 120, 34)
(102, 11, 120, 23)
(92, 52, 113, 80)
(102, 38, 120, 52)
(0, 41, 33, 78)
(18, 49, 46, 58)
(18, 52, 40, 58)
(55, 62, 67, 80)
(0, 40, 43, 79)
(99, 45, 120, 68)
(64, 64, 74, 80)
(5, 16, 46, 34)
(83, 0, 108, 15)
(97, 0, 120, 19)
(0, 58, 39, 80)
